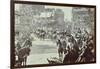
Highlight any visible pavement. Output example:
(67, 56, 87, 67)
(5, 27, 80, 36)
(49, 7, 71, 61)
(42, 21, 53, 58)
(26, 38, 59, 65)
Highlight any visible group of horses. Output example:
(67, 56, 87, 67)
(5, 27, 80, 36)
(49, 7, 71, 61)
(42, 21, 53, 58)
(55, 33, 95, 64)
(15, 38, 32, 67)
(34, 29, 46, 40)
(34, 29, 61, 40)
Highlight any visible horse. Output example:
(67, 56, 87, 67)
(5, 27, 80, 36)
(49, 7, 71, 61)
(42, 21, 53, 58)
(63, 35, 79, 64)
(56, 39, 62, 61)
(56, 38, 67, 62)
(17, 46, 31, 66)
(39, 32, 46, 40)
(63, 48, 79, 64)
(15, 39, 32, 66)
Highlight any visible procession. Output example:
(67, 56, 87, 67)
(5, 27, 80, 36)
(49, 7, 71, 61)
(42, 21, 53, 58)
(14, 27, 95, 66)
(14, 4, 95, 66)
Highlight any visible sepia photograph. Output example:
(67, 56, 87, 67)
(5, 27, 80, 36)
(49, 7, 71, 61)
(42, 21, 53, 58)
(11, 1, 96, 68)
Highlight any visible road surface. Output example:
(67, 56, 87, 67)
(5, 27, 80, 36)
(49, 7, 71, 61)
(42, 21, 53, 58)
(27, 38, 59, 65)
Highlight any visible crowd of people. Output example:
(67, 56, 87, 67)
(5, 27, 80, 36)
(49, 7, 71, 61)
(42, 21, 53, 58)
(46, 28, 95, 64)
(14, 27, 95, 66)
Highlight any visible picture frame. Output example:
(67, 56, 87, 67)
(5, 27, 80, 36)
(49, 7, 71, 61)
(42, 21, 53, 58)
(11, 0, 96, 69)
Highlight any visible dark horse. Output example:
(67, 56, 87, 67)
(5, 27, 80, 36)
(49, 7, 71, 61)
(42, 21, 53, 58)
(16, 39, 32, 66)
(39, 32, 46, 40)
(17, 47, 31, 66)
(63, 35, 79, 64)
(56, 38, 67, 62)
